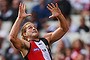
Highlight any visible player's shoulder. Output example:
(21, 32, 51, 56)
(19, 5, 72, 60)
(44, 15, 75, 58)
(43, 32, 53, 45)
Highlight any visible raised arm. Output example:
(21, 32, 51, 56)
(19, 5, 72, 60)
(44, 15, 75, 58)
(44, 3, 69, 44)
(9, 3, 31, 50)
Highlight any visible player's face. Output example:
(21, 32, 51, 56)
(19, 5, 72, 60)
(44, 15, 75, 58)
(25, 23, 39, 38)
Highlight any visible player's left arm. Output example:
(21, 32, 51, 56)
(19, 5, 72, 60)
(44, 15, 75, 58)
(44, 3, 69, 44)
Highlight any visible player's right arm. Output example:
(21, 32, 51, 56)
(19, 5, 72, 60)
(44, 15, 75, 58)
(9, 3, 31, 51)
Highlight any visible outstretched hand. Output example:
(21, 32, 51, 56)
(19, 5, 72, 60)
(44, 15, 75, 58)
(18, 3, 31, 19)
(47, 3, 61, 18)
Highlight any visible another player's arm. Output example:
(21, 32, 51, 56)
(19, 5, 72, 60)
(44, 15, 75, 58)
(9, 3, 31, 51)
(44, 3, 69, 44)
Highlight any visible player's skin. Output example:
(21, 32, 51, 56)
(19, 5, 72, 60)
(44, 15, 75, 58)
(9, 3, 69, 57)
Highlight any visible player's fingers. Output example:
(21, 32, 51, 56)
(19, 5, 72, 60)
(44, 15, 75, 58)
(19, 3, 21, 6)
(22, 3, 24, 8)
(56, 3, 59, 9)
(47, 6, 52, 12)
(19, 3, 22, 8)
(19, 3, 22, 12)
(19, 3, 22, 11)
(19, 3, 21, 9)
(48, 4, 53, 9)
(26, 14, 32, 16)
(49, 15, 54, 18)
(56, 3, 61, 12)
(55, 3, 59, 9)
(23, 5, 26, 10)
(51, 3, 55, 8)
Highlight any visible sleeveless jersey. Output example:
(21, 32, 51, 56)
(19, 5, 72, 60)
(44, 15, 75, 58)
(24, 38, 52, 60)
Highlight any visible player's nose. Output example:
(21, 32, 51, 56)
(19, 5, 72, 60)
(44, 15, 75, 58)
(32, 27, 35, 30)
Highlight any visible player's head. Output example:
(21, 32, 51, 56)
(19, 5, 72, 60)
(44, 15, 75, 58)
(21, 22, 39, 41)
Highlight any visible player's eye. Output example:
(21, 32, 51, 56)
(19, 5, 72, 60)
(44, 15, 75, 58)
(34, 26, 37, 29)
(28, 26, 32, 29)
(34, 25, 37, 29)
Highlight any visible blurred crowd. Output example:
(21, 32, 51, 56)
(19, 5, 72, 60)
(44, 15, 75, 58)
(0, 0, 90, 60)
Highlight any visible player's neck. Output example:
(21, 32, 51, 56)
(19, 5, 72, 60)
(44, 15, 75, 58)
(28, 37, 39, 41)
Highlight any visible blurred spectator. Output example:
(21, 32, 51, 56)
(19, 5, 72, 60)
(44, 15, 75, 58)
(0, 54, 6, 60)
(0, 20, 2, 29)
(67, 16, 78, 32)
(84, 42, 90, 60)
(54, 40, 65, 60)
(5, 45, 23, 60)
(80, 6, 90, 29)
(46, 24, 57, 33)
(32, 0, 50, 30)
(76, 16, 89, 33)
(65, 48, 72, 60)
(11, 0, 21, 23)
(23, 0, 39, 14)
(75, 53, 85, 60)
(46, 0, 52, 4)
(71, 39, 84, 60)
(53, 0, 71, 17)
(32, 0, 50, 19)
(86, 45, 90, 60)
(0, 20, 5, 52)
(69, 0, 90, 14)
(0, 0, 13, 21)
(0, 20, 11, 59)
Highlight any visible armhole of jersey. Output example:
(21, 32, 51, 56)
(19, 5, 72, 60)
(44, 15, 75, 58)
(24, 42, 31, 60)
(39, 38, 49, 46)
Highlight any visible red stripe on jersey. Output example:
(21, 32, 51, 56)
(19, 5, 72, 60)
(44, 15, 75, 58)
(25, 41, 45, 60)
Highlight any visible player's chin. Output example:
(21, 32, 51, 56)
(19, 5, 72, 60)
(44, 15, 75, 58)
(32, 33, 39, 37)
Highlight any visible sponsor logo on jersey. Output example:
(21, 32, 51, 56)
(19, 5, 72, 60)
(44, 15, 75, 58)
(33, 48, 40, 51)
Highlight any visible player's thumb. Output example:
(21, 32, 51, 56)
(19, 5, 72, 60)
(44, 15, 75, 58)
(26, 14, 32, 16)
(49, 15, 54, 18)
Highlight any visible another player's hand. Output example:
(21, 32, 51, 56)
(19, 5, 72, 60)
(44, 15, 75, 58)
(47, 3, 61, 18)
(18, 3, 31, 19)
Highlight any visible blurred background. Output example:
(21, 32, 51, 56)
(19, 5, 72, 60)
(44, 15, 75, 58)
(0, 0, 90, 60)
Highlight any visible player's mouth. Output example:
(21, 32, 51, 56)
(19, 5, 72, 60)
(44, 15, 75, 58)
(32, 30, 37, 33)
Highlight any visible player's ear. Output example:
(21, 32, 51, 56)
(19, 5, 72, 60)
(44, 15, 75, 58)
(23, 32, 27, 37)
